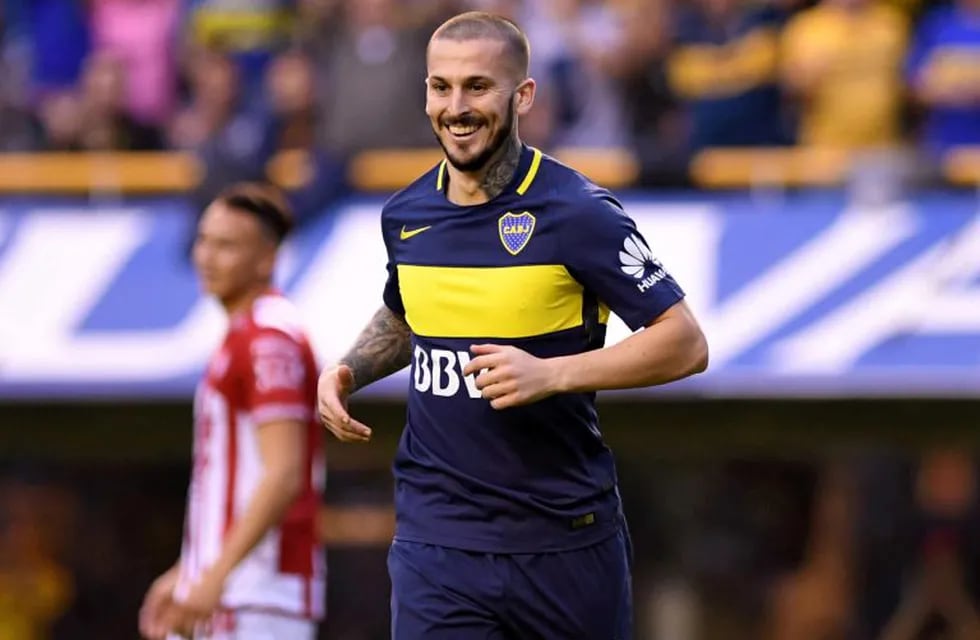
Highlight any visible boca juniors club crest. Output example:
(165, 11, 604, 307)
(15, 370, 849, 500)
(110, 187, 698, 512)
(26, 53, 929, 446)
(498, 211, 536, 255)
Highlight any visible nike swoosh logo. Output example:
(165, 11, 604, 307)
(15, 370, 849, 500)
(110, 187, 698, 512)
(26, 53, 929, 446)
(400, 225, 432, 240)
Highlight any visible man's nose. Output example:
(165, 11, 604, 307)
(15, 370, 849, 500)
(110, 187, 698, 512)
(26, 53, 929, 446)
(447, 88, 469, 118)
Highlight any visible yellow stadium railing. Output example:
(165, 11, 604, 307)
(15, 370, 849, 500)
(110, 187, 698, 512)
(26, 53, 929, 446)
(690, 146, 856, 189)
(8, 146, 971, 193)
(0, 152, 201, 194)
(0, 147, 642, 194)
(942, 146, 980, 187)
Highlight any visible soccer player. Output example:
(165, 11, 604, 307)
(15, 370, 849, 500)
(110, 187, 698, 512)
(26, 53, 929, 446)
(140, 183, 325, 640)
(318, 11, 708, 640)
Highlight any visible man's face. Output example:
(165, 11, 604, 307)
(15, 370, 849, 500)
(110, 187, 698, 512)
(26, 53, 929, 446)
(192, 202, 275, 305)
(425, 37, 532, 173)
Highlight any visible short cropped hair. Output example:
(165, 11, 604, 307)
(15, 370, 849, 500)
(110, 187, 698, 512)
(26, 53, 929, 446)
(430, 11, 530, 78)
(215, 182, 294, 245)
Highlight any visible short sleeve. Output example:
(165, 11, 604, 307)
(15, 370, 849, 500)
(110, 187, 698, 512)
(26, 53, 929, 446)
(241, 329, 312, 425)
(563, 195, 685, 331)
(381, 207, 405, 316)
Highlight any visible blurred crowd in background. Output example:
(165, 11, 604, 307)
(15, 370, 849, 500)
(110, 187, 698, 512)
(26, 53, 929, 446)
(2, 0, 980, 214)
(2, 1, 980, 640)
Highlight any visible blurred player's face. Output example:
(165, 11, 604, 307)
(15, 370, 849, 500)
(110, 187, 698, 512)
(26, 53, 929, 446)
(192, 202, 277, 309)
(426, 37, 535, 173)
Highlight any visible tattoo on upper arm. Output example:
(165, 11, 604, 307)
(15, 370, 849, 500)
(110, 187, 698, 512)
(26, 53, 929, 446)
(339, 306, 412, 391)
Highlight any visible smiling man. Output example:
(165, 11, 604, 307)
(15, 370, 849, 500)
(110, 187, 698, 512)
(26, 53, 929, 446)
(318, 11, 708, 640)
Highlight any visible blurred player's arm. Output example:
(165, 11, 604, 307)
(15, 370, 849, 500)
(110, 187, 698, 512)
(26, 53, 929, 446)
(139, 562, 180, 639)
(166, 419, 304, 631)
(318, 305, 412, 442)
(208, 417, 304, 578)
(466, 301, 707, 409)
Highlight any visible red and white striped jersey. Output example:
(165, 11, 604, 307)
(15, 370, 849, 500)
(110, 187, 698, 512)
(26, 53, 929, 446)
(177, 292, 325, 620)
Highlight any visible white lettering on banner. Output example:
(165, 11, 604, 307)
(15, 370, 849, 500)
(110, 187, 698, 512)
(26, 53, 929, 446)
(288, 205, 389, 366)
(694, 205, 918, 367)
(1, 202, 978, 391)
(771, 216, 980, 372)
(412, 346, 481, 399)
(0, 209, 224, 380)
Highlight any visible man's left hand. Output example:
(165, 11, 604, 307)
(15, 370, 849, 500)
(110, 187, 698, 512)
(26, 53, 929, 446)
(164, 569, 225, 637)
(463, 344, 561, 409)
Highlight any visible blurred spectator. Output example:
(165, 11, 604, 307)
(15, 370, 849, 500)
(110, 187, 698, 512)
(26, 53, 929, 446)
(265, 49, 348, 223)
(0, 478, 73, 640)
(767, 464, 855, 640)
(906, 0, 980, 157)
(90, 0, 181, 130)
(37, 52, 162, 151)
(877, 449, 980, 639)
(668, 0, 791, 151)
(313, 0, 433, 155)
(34, 90, 82, 150)
(614, 0, 690, 186)
(463, 0, 557, 149)
(854, 450, 980, 639)
(0, 0, 38, 151)
(781, 0, 908, 149)
(184, 0, 295, 95)
(25, 0, 91, 99)
(170, 48, 275, 214)
(294, 0, 342, 43)
(520, 0, 631, 149)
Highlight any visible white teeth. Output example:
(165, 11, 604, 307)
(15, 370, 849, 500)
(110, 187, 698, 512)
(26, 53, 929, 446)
(449, 125, 478, 136)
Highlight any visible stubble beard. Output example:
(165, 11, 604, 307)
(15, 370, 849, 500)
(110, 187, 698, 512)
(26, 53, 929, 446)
(434, 97, 516, 174)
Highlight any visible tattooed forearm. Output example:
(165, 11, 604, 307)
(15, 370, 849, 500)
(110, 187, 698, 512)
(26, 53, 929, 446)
(480, 135, 521, 200)
(339, 306, 413, 392)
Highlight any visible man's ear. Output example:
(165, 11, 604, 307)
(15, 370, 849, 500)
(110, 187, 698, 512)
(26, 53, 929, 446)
(515, 77, 536, 117)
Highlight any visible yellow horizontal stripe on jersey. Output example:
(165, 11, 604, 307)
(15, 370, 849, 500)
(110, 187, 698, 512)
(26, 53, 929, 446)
(398, 264, 585, 338)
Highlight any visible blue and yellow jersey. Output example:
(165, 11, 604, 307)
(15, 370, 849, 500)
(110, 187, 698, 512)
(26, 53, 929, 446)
(669, 6, 788, 149)
(381, 145, 685, 553)
(906, 5, 980, 153)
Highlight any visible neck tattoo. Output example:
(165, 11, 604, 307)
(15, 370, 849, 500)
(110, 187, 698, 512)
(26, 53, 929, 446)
(480, 137, 522, 200)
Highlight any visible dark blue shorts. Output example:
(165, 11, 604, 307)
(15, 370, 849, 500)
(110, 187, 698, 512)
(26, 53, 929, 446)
(388, 527, 633, 640)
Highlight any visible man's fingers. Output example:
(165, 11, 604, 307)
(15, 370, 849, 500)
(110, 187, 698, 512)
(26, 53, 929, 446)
(474, 366, 510, 390)
(319, 393, 351, 426)
(470, 343, 505, 356)
(489, 393, 519, 410)
(462, 353, 503, 377)
(480, 380, 516, 401)
(326, 416, 372, 443)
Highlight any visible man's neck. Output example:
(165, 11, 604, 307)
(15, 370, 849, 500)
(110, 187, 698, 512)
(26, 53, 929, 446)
(447, 137, 522, 206)
(221, 284, 268, 318)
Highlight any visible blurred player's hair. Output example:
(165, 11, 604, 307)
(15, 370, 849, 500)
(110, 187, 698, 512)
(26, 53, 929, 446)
(430, 11, 530, 79)
(215, 182, 294, 245)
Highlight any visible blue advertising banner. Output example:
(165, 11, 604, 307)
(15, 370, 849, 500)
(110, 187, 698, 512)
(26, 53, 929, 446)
(1, 191, 978, 399)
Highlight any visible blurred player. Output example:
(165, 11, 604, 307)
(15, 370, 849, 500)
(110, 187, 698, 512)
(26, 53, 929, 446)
(317, 11, 708, 640)
(140, 183, 325, 640)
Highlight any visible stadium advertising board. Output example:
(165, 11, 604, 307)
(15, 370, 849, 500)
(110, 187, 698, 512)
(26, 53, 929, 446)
(1, 192, 978, 399)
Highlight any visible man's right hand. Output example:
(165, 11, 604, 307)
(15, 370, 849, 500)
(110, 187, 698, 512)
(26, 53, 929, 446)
(139, 565, 180, 639)
(317, 364, 373, 443)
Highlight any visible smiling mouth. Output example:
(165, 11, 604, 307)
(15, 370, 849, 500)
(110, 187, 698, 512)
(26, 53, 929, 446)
(446, 123, 481, 141)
